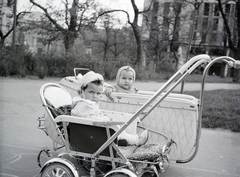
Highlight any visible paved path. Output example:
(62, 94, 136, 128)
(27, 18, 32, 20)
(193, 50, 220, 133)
(0, 77, 239, 177)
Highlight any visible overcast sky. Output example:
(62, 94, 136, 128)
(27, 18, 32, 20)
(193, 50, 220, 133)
(17, 0, 144, 23)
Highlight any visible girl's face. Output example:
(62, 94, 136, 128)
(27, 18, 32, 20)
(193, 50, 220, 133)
(118, 70, 134, 90)
(82, 83, 103, 104)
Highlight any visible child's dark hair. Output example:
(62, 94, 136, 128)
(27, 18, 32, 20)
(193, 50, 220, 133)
(81, 79, 103, 91)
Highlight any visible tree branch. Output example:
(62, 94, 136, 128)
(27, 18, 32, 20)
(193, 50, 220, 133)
(131, 0, 139, 24)
(97, 10, 131, 23)
(29, 0, 65, 31)
(139, 0, 154, 14)
(1, 11, 26, 41)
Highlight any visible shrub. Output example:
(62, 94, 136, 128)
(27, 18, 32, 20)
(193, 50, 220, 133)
(0, 45, 29, 77)
(24, 52, 37, 75)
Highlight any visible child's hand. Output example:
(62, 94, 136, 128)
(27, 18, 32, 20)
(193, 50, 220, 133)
(103, 88, 114, 101)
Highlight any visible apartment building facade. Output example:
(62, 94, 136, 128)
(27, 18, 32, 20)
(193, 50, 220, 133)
(19, 11, 62, 55)
(0, 0, 55, 55)
(142, 0, 237, 76)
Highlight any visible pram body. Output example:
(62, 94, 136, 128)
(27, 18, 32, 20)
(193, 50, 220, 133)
(37, 55, 240, 177)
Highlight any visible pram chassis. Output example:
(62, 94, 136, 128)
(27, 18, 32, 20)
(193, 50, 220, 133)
(38, 55, 240, 177)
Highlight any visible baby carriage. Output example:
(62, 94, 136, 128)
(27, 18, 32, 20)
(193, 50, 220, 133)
(37, 54, 239, 177)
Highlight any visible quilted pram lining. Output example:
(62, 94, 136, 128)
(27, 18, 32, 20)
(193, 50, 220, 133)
(119, 144, 163, 161)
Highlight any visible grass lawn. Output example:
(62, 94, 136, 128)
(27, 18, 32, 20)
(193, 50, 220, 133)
(183, 74, 240, 132)
(185, 89, 240, 132)
(183, 74, 234, 83)
(143, 70, 235, 83)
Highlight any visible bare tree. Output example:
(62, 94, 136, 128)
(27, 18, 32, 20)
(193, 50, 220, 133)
(100, 19, 113, 60)
(217, 0, 240, 82)
(0, 12, 26, 49)
(109, 28, 126, 59)
(170, 1, 183, 69)
(142, 1, 185, 71)
(28, 0, 155, 66)
(96, 22, 134, 61)
(29, 0, 98, 55)
(96, 0, 154, 67)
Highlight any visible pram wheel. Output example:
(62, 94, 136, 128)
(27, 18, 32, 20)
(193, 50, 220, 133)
(104, 168, 137, 177)
(41, 162, 73, 177)
(106, 174, 129, 177)
(142, 172, 157, 177)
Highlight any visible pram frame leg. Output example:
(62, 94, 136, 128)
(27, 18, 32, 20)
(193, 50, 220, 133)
(62, 121, 70, 152)
(106, 127, 117, 169)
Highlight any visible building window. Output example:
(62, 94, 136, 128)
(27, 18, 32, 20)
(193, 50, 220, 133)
(7, 0, 12, 7)
(202, 18, 208, 28)
(6, 24, 10, 31)
(204, 3, 210, 16)
(211, 33, 217, 43)
(37, 48, 43, 55)
(152, 1, 159, 14)
(86, 47, 92, 55)
(162, 2, 170, 40)
(235, 5, 237, 17)
(212, 18, 219, 31)
(202, 33, 207, 43)
(0, 18, 2, 31)
(194, 17, 198, 30)
(37, 37, 43, 43)
(225, 4, 230, 15)
(193, 32, 197, 40)
(214, 4, 219, 16)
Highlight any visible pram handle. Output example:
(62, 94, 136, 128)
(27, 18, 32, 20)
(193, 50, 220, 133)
(177, 55, 239, 164)
(228, 60, 240, 69)
(178, 54, 211, 74)
(74, 68, 90, 78)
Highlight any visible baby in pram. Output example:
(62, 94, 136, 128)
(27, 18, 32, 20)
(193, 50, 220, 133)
(104, 66, 138, 101)
(71, 71, 148, 146)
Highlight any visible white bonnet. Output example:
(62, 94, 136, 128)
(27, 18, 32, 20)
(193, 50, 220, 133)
(116, 66, 136, 84)
(77, 71, 104, 88)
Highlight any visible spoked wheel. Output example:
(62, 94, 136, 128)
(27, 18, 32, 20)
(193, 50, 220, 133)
(142, 172, 157, 177)
(79, 159, 108, 174)
(41, 162, 73, 177)
(104, 169, 137, 177)
(105, 172, 130, 177)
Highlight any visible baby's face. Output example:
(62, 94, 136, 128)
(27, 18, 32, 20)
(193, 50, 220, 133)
(82, 83, 103, 104)
(118, 70, 134, 90)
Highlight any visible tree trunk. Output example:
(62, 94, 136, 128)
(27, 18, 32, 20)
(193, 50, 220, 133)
(220, 62, 226, 78)
(171, 2, 182, 69)
(65, 0, 78, 55)
(217, 0, 240, 82)
(232, 69, 239, 82)
(130, 0, 143, 67)
(233, 50, 240, 82)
